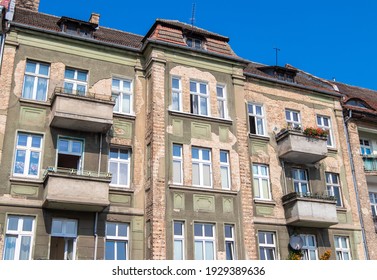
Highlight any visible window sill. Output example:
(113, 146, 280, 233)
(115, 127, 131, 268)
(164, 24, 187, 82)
(109, 185, 134, 193)
(19, 98, 51, 107)
(169, 184, 238, 195)
(168, 110, 233, 125)
(327, 147, 338, 154)
(336, 207, 347, 213)
(113, 112, 136, 120)
(254, 199, 276, 206)
(9, 176, 44, 184)
(248, 133, 270, 142)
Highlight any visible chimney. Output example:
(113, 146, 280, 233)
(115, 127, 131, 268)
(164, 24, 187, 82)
(16, 0, 40, 11)
(89, 12, 100, 25)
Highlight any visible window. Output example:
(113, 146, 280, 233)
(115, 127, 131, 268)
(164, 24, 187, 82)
(360, 139, 372, 155)
(300, 234, 318, 260)
(194, 223, 215, 260)
(224, 224, 236, 260)
(220, 150, 231, 190)
(187, 38, 202, 49)
(369, 192, 377, 217)
(217, 85, 227, 118)
(105, 222, 129, 260)
(171, 77, 182, 111)
(112, 78, 133, 114)
(192, 147, 212, 188)
(22, 60, 50, 101)
(248, 103, 265, 136)
(190, 81, 209, 116)
(172, 144, 183, 185)
(63, 68, 88, 95)
(346, 99, 370, 109)
(109, 148, 130, 187)
(173, 221, 185, 260)
(326, 173, 343, 207)
(258, 231, 276, 260)
(13, 133, 43, 178)
(252, 164, 271, 200)
(285, 109, 301, 129)
(57, 138, 83, 171)
(317, 115, 334, 147)
(292, 169, 309, 195)
(334, 236, 351, 260)
(3, 215, 35, 260)
(50, 218, 77, 260)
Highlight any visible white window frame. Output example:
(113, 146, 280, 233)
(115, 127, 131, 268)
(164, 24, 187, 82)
(370, 192, 377, 217)
(190, 80, 209, 116)
(173, 221, 185, 260)
(13, 133, 43, 178)
(248, 103, 266, 136)
(3, 215, 35, 260)
(112, 78, 133, 115)
(258, 231, 277, 260)
(194, 223, 216, 260)
(105, 222, 129, 260)
(334, 236, 351, 260)
(171, 76, 182, 112)
(108, 148, 131, 188)
(51, 218, 78, 260)
(187, 37, 202, 49)
(360, 139, 372, 155)
(317, 115, 335, 147)
(63, 68, 88, 95)
(22, 60, 50, 101)
(252, 164, 272, 200)
(216, 84, 228, 119)
(220, 150, 231, 190)
(292, 168, 310, 195)
(224, 224, 236, 260)
(300, 234, 318, 260)
(57, 137, 84, 171)
(191, 147, 212, 188)
(172, 144, 183, 185)
(326, 172, 343, 207)
(285, 109, 301, 129)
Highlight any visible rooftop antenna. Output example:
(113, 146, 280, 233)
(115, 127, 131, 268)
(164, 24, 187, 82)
(190, 3, 196, 28)
(273, 47, 280, 66)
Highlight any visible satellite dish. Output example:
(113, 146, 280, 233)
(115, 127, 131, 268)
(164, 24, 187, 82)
(289, 235, 303, 250)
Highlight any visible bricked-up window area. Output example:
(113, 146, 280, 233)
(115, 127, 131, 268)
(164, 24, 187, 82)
(252, 164, 271, 200)
(220, 150, 231, 190)
(326, 172, 343, 207)
(292, 168, 310, 195)
(63, 67, 88, 95)
(217, 84, 227, 118)
(194, 223, 216, 260)
(112, 78, 133, 114)
(13, 133, 43, 178)
(173, 221, 185, 260)
(248, 103, 266, 136)
(317, 115, 335, 147)
(50, 218, 77, 260)
(105, 222, 129, 260)
(224, 224, 236, 260)
(171, 77, 182, 111)
(258, 231, 277, 260)
(300, 234, 318, 260)
(22, 60, 50, 101)
(108, 148, 131, 188)
(334, 236, 352, 260)
(285, 109, 301, 130)
(172, 144, 183, 184)
(190, 81, 209, 116)
(192, 147, 212, 188)
(3, 215, 35, 260)
(370, 192, 377, 216)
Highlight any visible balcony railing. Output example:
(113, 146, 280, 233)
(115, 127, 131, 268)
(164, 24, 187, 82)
(43, 166, 112, 179)
(362, 155, 377, 172)
(53, 87, 114, 102)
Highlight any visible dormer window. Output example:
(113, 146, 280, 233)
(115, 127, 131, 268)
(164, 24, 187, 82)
(58, 17, 97, 39)
(345, 99, 370, 109)
(258, 66, 297, 83)
(186, 37, 202, 49)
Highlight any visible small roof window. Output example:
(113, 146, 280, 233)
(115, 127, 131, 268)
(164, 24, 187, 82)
(345, 98, 371, 109)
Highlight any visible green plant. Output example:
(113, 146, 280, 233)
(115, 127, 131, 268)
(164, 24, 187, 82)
(287, 249, 303, 260)
(319, 250, 331, 260)
(303, 127, 328, 138)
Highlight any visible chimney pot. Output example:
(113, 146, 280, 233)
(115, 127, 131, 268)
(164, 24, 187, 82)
(89, 12, 100, 25)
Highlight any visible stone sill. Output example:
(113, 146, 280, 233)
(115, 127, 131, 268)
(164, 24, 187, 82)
(19, 98, 51, 107)
(113, 112, 136, 120)
(248, 133, 270, 142)
(169, 184, 238, 195)
(168, 110, 233, 125)
(336, 207, 347, 213)
(10, 177, 44, 185)
(109, 186, 135, 194)
(254, 199, 276, 206)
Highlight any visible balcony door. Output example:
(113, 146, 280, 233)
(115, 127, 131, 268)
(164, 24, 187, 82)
(57, 138, 83, 172)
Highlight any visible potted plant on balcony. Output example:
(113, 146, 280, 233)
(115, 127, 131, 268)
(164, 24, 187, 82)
(302, 127, 328, 139)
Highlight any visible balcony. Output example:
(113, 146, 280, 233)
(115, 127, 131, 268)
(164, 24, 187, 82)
(362, 155, 377, 173)
(42, 167, 111, 212)
(282, 192, 338, 228)
(49, 87, 114, 133)
(276, 129, 328, 164)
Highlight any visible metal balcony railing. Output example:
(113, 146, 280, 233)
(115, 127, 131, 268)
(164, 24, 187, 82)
(52, 87, 114, 102)
(362, 155, 377, 172)
(43, 166, 112, 179)
(282, 191, 337, 203)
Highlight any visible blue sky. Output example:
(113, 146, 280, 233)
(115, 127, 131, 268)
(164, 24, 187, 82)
(39, 0, 377, 90)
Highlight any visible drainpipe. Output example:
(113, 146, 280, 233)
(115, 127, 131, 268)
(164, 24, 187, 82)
(343, 109, 369, 260)
(98, 133, 103, 176)
(94, 212, 98, 260)
(281, 160, 288, 195)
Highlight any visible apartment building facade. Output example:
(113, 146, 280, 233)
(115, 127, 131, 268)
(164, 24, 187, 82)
(0, 0, 372, 260)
